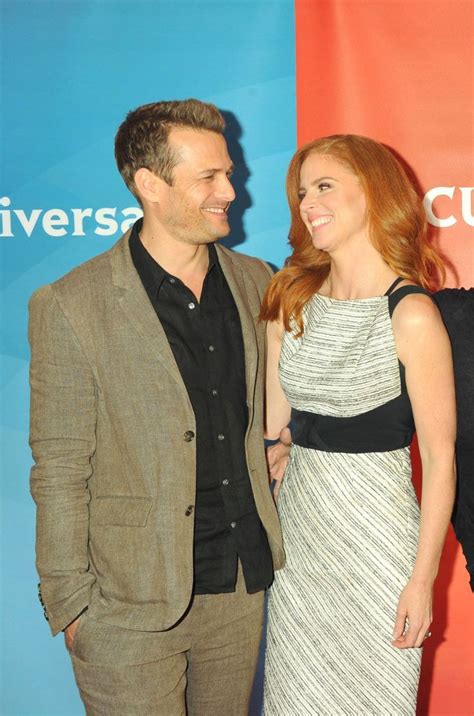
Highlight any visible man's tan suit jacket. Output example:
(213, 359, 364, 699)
(29, 232, 284, 636)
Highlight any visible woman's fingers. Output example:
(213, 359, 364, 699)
(272, 478, 282, 502)
(393, 616, 432, 649)
(392, 605, 407, 644)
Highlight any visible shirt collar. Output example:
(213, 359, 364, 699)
(129, 219, 219, 297)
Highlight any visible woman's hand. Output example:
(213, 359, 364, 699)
(267, 427, 292, 501)
(392, 579, 433, 649)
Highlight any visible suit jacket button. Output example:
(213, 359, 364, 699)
(183, 430, 195, 442)
(185, 505, 194, 516)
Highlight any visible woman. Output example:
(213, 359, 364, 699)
(261, 135, 456, 715)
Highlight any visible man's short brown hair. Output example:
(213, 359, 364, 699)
(114, 99, 226, 199)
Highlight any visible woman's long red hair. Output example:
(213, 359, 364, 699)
(260, 135, 445, 336)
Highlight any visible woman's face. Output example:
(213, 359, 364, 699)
(298, 153, 368, 254)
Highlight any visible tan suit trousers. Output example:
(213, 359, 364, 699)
(70, 568, 264, 715)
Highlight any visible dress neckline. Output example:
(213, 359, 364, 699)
(314, 293, 388, 304)
(314, 276, 404, 303)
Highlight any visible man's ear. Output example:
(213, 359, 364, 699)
(134, 168, 169, 204)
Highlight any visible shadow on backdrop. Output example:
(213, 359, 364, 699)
(221, 109, 285, 273)
(220, 110, 253, 252)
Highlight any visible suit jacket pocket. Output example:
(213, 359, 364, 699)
(90, 496, 153, 527)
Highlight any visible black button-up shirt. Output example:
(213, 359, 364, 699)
(129, 221, 273, 594)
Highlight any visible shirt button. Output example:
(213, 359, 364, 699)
(183, 430, 195, 442)
(169, 277, 176, 284)
(188, 302, 196, 310)
(217, 433, 225, 441)
(208, 345, 215, 352)
(222, 479, 229, 486)
(230, 521, 237, 529)
(211, 388, 218, 396)
(185, 505, 194, 516)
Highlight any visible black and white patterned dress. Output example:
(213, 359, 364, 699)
(264, 283, 429, 716)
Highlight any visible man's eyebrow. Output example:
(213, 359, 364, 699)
(197, 164, 235, 175)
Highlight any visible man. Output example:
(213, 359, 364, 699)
(29, 99, 284, 715)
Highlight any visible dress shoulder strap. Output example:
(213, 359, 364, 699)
(384, 277, 405, 295)
(388, 285, 432, 317)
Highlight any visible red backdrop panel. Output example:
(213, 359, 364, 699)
(295, 1, 473, 713)
(296, 0, 473, 288)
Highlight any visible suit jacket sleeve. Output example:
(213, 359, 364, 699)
(29, 285, 97, 635)
(260, 259, 275, 280)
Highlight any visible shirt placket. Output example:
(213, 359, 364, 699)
(200, 280, 241, 585)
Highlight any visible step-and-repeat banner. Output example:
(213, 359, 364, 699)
(1, 1, 471, 714)
(1, 3, 295, 714)
(296, 2, 473, 714)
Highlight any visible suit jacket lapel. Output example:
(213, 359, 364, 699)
(109, 233, 187, 391)
(108, 235, 260, 402)
(217, 245, 259, 408)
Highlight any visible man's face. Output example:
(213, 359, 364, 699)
(156, 128, 235, 245)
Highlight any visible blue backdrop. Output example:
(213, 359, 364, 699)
(0, 1, 296, 713)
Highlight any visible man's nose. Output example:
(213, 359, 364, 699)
(217, 175, 236, 203)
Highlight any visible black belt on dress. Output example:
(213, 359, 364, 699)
(290, 394, 415, 454)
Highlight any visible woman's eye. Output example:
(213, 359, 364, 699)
(318, 182, 331, 191)
(297, 191, 306, 201)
